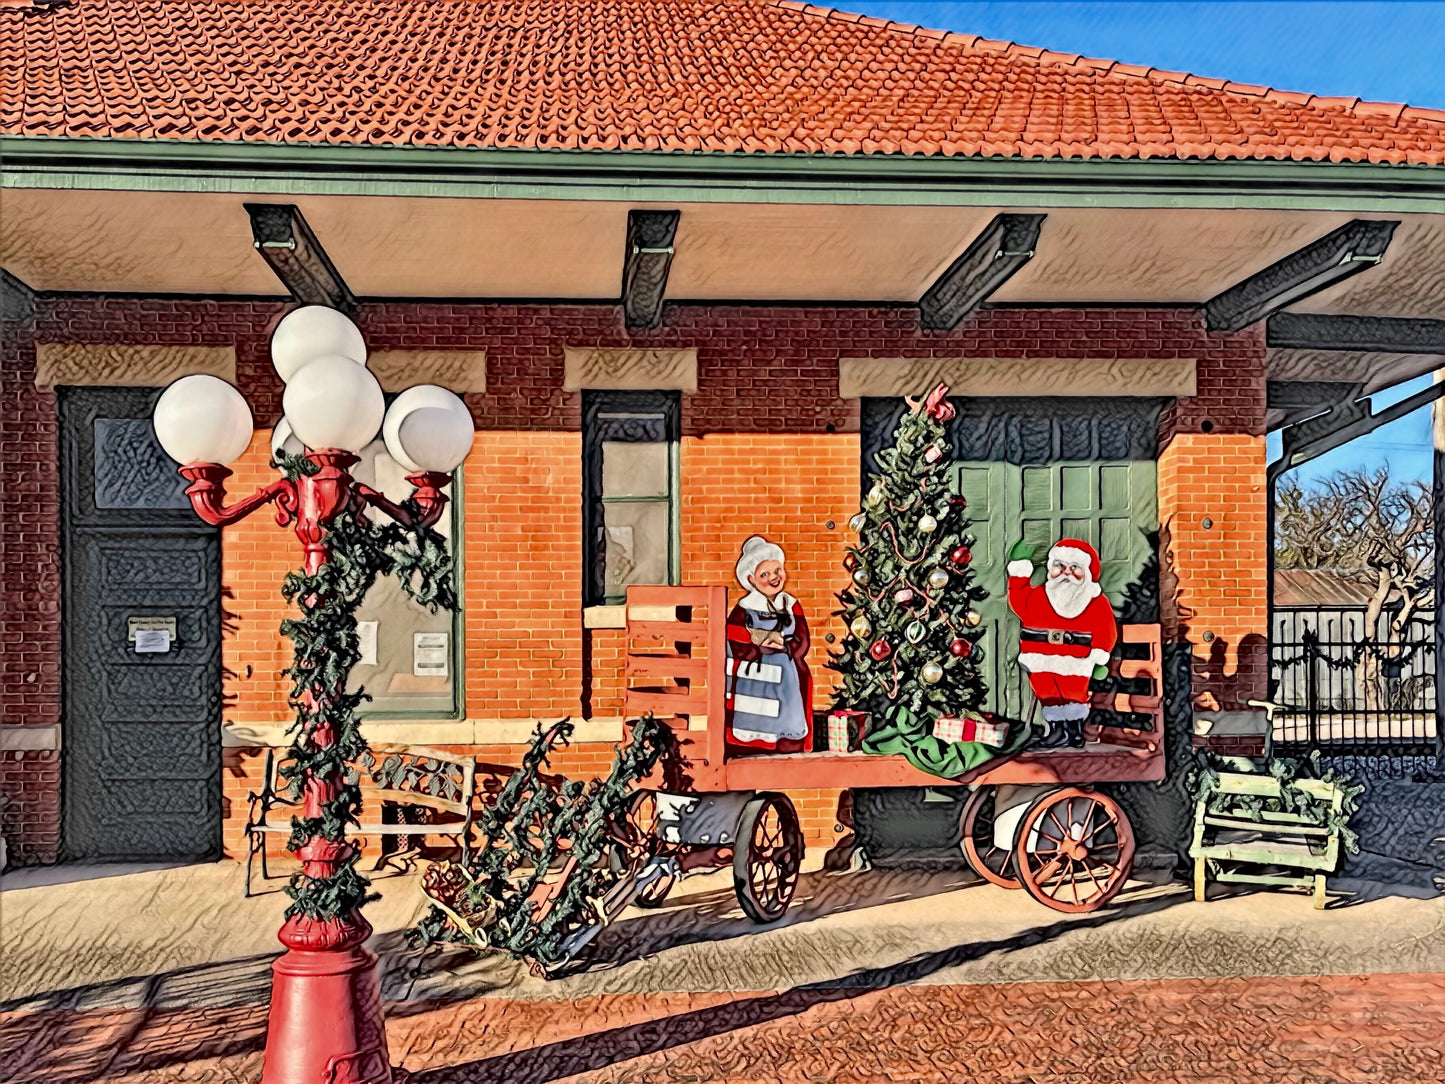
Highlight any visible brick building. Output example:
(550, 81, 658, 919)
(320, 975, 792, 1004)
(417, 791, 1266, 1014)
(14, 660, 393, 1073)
(2, 0, 1442, 867)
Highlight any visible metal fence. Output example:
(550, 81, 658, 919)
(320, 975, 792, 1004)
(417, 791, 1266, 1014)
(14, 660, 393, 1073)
(1270, 608, 1437, 758)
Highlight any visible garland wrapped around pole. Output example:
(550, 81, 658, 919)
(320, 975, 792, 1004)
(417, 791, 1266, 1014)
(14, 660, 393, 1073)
(274, 451, 458, 922)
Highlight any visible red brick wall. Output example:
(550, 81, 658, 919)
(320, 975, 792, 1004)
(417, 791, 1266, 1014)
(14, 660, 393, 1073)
(8, 298, 1267, 864)
(0, 311, 62, 866)
(1157, 325, 1270, 725)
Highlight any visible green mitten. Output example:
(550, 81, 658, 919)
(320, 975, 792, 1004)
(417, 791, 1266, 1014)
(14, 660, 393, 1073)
(1092, 664, 1109, 681)
(1007, 539, 1036, 564)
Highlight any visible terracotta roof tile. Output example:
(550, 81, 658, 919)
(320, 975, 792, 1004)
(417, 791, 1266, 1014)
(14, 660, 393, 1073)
(2, 0, 1441, 165)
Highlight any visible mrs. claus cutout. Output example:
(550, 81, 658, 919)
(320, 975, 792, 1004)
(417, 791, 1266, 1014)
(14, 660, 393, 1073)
(1006, 537, 1118, 747)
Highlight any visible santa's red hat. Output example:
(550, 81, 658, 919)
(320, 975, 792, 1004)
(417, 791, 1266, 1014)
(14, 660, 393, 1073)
(1050, 538, 1100, 582)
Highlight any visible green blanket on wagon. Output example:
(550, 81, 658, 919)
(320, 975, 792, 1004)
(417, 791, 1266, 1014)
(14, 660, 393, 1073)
(861, 704, 1034, 780)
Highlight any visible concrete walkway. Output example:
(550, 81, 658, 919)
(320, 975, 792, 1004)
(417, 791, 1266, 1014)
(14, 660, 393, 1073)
(4, 851, 1443, 1014)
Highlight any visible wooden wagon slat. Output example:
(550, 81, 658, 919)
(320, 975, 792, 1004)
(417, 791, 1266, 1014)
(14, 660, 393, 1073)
(626, 690, 709, 717)
(628, 620, 711, 645)
(1091, 692, 1163, 712)
(626, 654, 709, 680)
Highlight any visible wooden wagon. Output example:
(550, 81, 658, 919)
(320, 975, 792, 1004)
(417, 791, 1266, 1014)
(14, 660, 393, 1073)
(608, 584, 1167, 924)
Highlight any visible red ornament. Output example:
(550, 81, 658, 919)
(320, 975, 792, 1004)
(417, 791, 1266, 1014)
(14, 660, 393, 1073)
(869, 639, 893, 661)
(950, 545, 972, 567)
(949, 638, 973, 658)
(949, 496, 968, 509)
(894, 587, 915, 606)
(843, 552, 860, 572)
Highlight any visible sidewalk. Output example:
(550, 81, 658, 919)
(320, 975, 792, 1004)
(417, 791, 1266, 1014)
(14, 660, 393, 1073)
(3, 852, 1443, 1081)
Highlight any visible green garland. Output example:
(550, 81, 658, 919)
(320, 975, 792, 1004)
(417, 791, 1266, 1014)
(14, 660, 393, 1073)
(1188, 749, 1366, 857)
(412, 714, 669, 970)
(273, 452, 458, 922)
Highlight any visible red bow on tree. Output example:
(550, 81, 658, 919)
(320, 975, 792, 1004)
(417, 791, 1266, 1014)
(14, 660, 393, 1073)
(921, 382, 955, 422)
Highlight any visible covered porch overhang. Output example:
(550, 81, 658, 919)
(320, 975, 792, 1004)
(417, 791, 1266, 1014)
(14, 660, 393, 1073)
(3, 138, 1442, 343)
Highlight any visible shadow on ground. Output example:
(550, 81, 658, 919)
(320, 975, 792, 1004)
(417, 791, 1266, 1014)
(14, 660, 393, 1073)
(406, 891, 1188, 1084)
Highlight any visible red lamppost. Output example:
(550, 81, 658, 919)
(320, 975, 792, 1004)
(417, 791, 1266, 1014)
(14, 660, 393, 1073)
(153, 307, 474, 1084)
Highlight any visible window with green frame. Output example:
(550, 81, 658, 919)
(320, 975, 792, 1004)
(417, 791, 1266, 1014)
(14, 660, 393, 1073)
(583, 390, 681, 607)
(345, 432, 465, 719)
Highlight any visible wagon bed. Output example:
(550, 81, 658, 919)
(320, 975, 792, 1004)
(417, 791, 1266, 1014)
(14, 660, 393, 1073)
(620, 585, 1165, 792)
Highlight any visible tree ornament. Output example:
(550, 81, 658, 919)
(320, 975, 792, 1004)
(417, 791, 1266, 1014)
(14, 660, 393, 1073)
(920, 660, 944, 684)
(850, 614, 873, 640)
(894, 587, 915, 606)
(869, 639, 893, 661)
(923, 443, 945, 464)
(849, 512, 868, 532)
(949, 638, 972, 658)
(866, 484, 886, 507)
(950, 545, 972, 567)
(927, 567, 949, 591)
(917, 514, 938, 534)
(843, 552, 860, 572)
(853, 568, 871, 586)
(950, 496, 968, 509)
(905, 621, 927, 644)
(964, 609, 983, 628)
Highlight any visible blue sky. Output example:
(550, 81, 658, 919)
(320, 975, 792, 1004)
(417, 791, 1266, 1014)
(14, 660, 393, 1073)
(857, 2, 1445, 488)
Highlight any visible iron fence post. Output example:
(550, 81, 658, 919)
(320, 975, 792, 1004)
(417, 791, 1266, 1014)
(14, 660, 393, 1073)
(1304, 626, 1320, 750)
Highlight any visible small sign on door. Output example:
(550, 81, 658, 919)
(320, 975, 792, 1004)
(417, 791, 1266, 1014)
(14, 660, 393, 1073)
(128, 616, 177, 653)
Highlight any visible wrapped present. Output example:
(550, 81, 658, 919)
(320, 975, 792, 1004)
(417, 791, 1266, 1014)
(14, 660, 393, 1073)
(827, 710, 870, 752)
(932, 713, 1008, 748)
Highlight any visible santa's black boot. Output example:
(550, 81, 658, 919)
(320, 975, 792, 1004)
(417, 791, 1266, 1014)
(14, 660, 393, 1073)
(1066, 718, 1087, 748)
(1036, 718, 1070, 748)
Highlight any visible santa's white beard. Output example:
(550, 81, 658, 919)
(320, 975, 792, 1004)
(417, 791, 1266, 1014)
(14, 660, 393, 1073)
(1045, 574, 1094, 619)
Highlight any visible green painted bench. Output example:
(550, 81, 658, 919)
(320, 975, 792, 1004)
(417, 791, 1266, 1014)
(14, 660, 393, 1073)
(1189, 756, 1347, 909)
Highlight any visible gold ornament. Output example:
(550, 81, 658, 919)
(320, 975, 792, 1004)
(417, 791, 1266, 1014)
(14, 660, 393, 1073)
(918, 514, 938, 534)
(964, 609, 983, 628)
(850, 614, 873, 640)
(866, 484, 886, 507)
(927, 568, 949, 590)
(921, 660, 944, 684)
(849, 512, 867, 532)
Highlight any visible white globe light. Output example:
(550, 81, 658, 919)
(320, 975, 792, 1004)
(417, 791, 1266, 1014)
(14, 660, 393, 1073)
(152, 375, 254, 467)
(271, 305, 367, 383)
(270, 416, 306, 460)
(383, 385, 475, 473)
(283, 356, 385, 454)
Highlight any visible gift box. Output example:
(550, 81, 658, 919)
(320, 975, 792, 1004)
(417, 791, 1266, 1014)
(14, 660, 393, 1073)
(932, 713, 1008, 748)
(827, 710, 870, 752)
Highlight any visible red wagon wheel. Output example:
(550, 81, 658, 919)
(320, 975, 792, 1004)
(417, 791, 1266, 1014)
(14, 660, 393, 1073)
(1014, 787, 1135, 914)
(959, 787, 1022, 889)
(733, 792, 803, 923)
(607, 790, 675, 907)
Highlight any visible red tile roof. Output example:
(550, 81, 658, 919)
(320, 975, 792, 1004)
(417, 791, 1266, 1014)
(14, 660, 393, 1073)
(4, 0, 1443, 164)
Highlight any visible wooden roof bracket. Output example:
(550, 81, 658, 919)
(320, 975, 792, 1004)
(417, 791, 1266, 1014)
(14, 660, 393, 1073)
(244, 203, 357, 314)
(919, 213, 1045, 331)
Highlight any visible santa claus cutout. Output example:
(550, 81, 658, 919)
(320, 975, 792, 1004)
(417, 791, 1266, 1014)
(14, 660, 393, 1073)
(1006, 537, 1117, 747)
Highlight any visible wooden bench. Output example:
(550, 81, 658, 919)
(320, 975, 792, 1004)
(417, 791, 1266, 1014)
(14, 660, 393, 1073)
(244, 743, 477, 897)
(1188, 756, 1348, 909)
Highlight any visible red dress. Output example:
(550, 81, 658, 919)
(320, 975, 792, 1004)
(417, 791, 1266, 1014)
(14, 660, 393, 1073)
(724, 593, 814, 754)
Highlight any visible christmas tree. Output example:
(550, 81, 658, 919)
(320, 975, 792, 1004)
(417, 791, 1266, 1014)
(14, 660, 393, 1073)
(829, 384, 1023, 777)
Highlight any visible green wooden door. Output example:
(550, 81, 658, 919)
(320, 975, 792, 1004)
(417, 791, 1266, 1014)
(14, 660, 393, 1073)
(953, 460, 1157, 721)
(863, 396, 1163, 725)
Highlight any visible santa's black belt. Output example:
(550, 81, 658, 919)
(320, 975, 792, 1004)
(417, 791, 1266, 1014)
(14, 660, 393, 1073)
(1020, 627, 1092, 647)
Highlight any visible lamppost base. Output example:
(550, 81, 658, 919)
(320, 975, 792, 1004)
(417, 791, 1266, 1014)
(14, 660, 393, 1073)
(260, 942, 393, 1084)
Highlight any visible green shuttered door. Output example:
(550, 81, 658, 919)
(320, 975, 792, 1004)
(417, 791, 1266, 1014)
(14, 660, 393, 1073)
(863, 396, 1162, 723)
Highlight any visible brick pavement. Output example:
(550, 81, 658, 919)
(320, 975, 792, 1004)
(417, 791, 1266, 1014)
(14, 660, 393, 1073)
(5, 972, 1443, 1083)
